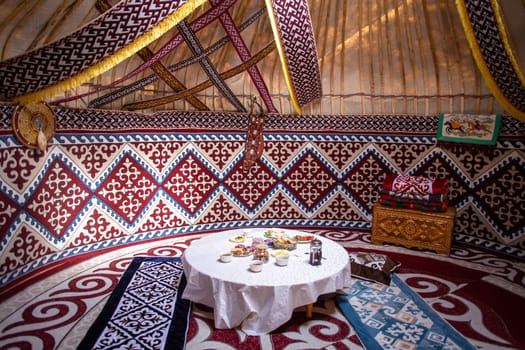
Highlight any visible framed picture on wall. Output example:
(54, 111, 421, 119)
(437, 113, 502, 145)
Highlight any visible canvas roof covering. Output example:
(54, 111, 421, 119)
(0, 0, 524, 119)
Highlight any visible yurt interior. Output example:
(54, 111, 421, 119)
(0, 1, 524, 349)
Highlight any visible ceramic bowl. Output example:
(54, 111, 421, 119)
(249, 260, 263, 272)
(275, 255, 289, 266)
(220, 252, 233, 263)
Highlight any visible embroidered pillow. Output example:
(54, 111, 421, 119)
(349, 252, 401, 285)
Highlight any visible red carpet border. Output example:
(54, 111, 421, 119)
(0, 229, 523, 349)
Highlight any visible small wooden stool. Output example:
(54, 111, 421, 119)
(371, 202, 455, 255)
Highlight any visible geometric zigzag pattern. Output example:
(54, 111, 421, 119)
(464, 0, 525, 112)
(77, 257, 189, 350)
(0, 109, 524, 288)
(268, 0, 322, 106)
(0, 0, 195, 99)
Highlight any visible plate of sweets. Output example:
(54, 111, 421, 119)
(272, 235, 297, 250)
(229, 235, 246, 243)
(264, 229, 289, 239)
(231, 244, 255, 257)
(295, 234, 315, 243)
(263, 229, 276, 238)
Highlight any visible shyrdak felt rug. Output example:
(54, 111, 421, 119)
(77, 257, 190, 350)
(337, 273, 476, 350)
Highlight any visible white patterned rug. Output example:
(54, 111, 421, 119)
(77, 257, 190, 350)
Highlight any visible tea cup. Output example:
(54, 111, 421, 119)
(249, 260, 263, 272)
(219, 252, 232, 263)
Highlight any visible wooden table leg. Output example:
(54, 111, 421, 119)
(306, 303, 313, 318)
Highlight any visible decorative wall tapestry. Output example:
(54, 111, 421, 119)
(0, 104, 523, 289)
(437, 113, 501, 145)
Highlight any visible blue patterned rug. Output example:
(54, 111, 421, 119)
(337, 274, 476, 350)
(77, 257, 190, 350)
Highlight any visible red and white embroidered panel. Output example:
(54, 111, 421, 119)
(282, 151, 337, 210)
(25, 160, 91, 239)
(0, 109, 523, 285)
(223, 161, 278, 211)
(96, 155, 158, 224)
(269, 0, 322, 107)
(163, 153, 219, 215)
(0, 0, 198, 99)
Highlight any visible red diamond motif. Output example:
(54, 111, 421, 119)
(97, 155, 158, 223)
(194, 141, 244, 171)
(412, 154, 469, 205)
(1, 147, 45, 191)
(342, 153, 391, 210)
(25, 159, 91, 238)
(283, 152, 337, 210)
(63, 143, 122, 179)
(162, 153, 219, 215)
(223, 161, 278, 210)
(133, 141, 185, 173)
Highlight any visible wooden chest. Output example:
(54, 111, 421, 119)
(371, 202, 455, 255)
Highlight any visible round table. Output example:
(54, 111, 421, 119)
(181, 228, 351, 335)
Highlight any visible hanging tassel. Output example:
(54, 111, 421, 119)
(37, 127, 47, 151)
(243, 96, 265, 171)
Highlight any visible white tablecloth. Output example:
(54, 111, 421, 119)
(181, 228, 351, 335)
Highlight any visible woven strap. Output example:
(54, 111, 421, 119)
(211, 0, 277, 113)
(456, 0, 525, 120)
(0, 0, 207, 103)
(122, 42, 276, 111)
(177, 19, 247, 112)
(265, 0, 322, 113)
(95, 0, 208, 111)
(83, 6, 266, 108)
